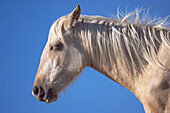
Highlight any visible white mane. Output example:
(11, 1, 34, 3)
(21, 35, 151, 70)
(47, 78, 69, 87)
(53, 9, 170, 74)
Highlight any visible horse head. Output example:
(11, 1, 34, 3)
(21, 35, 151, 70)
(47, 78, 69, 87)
(32, 5, 87, 103)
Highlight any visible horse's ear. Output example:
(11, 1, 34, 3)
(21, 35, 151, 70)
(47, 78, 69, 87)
(63, 5, 81, 30)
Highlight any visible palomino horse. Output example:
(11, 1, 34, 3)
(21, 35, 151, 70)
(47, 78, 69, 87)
(32, 5, 170, 113)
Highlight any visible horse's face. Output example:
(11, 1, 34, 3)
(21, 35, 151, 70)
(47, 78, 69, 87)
(32, 5, 86, 103)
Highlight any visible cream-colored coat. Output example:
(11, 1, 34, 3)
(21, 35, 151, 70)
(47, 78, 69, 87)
(33, 5, 170, 113)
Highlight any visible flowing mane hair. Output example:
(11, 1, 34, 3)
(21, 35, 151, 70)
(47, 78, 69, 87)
(52, 8, 170, 75)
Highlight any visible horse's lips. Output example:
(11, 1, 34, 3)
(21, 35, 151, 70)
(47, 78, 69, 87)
(45, 89, 58, 103)
(36, 95, 57, 103)
(45, 95, 58, 103)
(35, 91, 58, 103)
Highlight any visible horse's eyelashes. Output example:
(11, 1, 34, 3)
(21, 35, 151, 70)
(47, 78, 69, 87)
(50, 43, 63, 51)
(56, 44, 60, 48)
(56, 43, 63, 51)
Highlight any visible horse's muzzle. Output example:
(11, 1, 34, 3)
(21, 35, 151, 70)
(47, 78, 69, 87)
(32, 86, 57, 103)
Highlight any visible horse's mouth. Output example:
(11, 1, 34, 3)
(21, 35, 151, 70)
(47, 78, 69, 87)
(36, 94, 58, 103)
(34, 88, 58, 103)
(45, 88, 58, 103)
(45, 96, 58, 103)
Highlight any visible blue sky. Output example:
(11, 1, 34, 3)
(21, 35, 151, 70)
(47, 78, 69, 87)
(0, 0, 169, 113)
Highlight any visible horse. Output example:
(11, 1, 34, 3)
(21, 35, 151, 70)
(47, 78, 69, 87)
(32, 5, 170, 113)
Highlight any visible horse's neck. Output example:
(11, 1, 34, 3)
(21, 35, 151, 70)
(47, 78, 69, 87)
(89, 38, 170, 113)
(80, 21, 136, 92)
(78, 16, 170, 113)
(90, 55, 137, 92)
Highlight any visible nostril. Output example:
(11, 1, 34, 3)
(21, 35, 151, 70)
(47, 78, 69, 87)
(33, 87, 39, 96)
(39, 87, 45, 98)
(33, 86, 45, 99)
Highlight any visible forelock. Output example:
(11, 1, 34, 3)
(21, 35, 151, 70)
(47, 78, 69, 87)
(49, 16, 68, 45)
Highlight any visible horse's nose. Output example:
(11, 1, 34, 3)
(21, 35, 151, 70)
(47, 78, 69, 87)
(32, 86, 45, 99)
(33, 87, 39, 96)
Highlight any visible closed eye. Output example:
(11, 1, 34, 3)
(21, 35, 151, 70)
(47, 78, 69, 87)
(55, 43, 63, 51)
(50, 42, 63, 51)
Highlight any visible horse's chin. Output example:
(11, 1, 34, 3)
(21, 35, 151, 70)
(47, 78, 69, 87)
(36, 95, 58, 103)
(45, 96, 58, 104)
(36, 89, 58, 103)
(45, 88, 58, 103)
